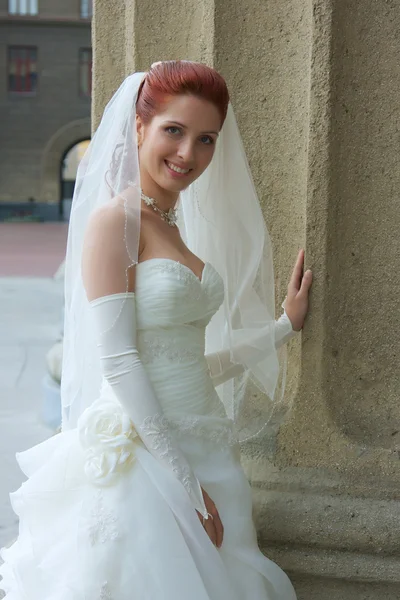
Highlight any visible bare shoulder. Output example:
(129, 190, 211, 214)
(86, 199, 132, 232)
(84, 197, 141, 247)
(82, 199, 140, 298)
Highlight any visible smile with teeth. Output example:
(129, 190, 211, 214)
(166, 161, 191, 174)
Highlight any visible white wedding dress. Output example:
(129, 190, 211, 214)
(0, 258, 297, 600)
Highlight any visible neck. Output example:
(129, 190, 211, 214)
(140, 174, 179, 212)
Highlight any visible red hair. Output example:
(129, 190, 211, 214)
(136, 61, 230, 128)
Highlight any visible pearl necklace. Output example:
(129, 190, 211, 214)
(140, 191, 178, 227)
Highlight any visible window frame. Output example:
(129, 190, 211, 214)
(78, 47, 92, 98)
(80, 0, 92, 19)
(8, 45, 38, 96)
(8, 0, 38, 16)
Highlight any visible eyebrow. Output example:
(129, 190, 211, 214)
(165, 120, 219, 136)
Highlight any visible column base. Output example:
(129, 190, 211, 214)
(244, 458, 400, 599)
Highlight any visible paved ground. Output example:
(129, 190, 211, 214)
(0, 223, 68, 553)
(0, 223, 68, 277)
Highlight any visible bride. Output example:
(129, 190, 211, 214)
(0, 61, 312, 599)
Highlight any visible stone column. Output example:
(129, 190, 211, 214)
(93, 1, 400, 597)
(92, 0, 127, 128)
(92, 0, 214, 128)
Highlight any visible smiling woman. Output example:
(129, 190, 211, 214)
(134, 61, 226, 208)
(136, 94, 221, 199)
(0, 62, 311, 600)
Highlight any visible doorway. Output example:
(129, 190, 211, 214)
(60, 139, 90, 220)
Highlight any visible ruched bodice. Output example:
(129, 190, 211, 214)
(135, 258, 224, 328)
(132, 258, 227, 424)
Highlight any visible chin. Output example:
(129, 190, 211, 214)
(160, 176, 195, 194)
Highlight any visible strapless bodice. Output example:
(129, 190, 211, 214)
(113, 258, 232, 439)
(135, 258, 224, 329)
(134, 257, 223, 369)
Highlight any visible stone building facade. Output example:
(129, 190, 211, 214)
(0, 0, 91, 218)
(93, 1, 400, 598)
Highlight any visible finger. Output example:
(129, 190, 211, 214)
(205, 519, 217, 546)
(298, 269, 313, 295)
(211, 509, 224, 548)
(288, 250, 305, 293)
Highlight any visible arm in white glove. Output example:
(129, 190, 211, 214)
(205, 310, 296, 387)
(90, 292, 208, 519)
(81, 204, 207, 518)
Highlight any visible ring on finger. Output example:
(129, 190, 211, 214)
(202, 512, 214, 526)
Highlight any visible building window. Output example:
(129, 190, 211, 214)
(8, 46, 38, 94)
(79, 48, 92, 97)
(9, 0, 38, 15)
(81, 0, 92, 18)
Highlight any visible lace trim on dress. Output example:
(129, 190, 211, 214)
(87, 490, 119, 545)
(170, 414, 237, 447)
(149, 262, 203, 301)
(137, 414, 192, 493)
(100, 582, 113, 600)
(137, 403, 237, 448)
(139, 334, 202, 364)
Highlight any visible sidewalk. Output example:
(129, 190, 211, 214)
(0, 222, 68, 277)
(0, 224, 68, 551)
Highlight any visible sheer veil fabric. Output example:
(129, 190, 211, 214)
(61, 67, 286, 442)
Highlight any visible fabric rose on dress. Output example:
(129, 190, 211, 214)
(78, 397, 138, 485)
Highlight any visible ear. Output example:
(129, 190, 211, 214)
(136, 114, 144, 147)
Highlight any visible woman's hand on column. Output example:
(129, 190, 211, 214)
(196, 487, 224, 548)
(284, 249, 313, 332)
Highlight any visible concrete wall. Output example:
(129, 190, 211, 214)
(93, 1, 400, 597)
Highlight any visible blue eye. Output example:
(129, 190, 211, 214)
(200, 136, 214, 145)
(165, 126, 181, 135)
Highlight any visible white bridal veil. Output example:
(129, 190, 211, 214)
(61, 65, 286, 442)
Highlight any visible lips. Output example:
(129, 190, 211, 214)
(167, 161, 190, 173)
(164, 160, 192, 178)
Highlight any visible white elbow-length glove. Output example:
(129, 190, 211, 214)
(206, 310, 296, 387)
(89, 292, 208, 519)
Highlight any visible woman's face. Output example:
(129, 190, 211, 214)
(136, 94, 221, 197)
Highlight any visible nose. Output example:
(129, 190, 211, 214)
(176, 139, 195, 165)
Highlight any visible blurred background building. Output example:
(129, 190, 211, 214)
(0, 0, 92, 221)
